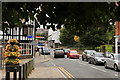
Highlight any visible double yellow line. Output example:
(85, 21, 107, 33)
(57, 67, 76, 80)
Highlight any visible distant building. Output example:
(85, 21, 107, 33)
(36, 28, 48, 46)
(48, 28, 61, 48)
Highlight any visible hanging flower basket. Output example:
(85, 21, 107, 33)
(5, 63, 19, 72)
(4, 39, 20, 72)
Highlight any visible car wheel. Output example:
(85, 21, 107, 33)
(86, 58, 88, 62)
(94, 60, 97, 65)
(82, 57, 84, 61)
(88, 59, 91, 64)
(104, 62, 108, 68)
(114, 64, 118, 71)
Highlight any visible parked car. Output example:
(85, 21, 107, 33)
(63, 48, 70, 55)
(88, 52, 105, 65)
(67, 50, 80, 59)
(43, 47, 50, 55)
(82, 50, 96, 61)
(104, 54, 120, 71)
(54, 48, 65, 58)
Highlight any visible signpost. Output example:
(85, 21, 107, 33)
(27, 35, 33, 38)
(0, 30, 3, 69)
(30, 40, 38, 58)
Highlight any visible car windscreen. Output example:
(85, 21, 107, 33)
(115, 55, 120, 60)
(56, 50, 64, 52)
(95, 54, 103, 57)
(64, 49, 70, 51)
(70, 51, 77, 53)
(86, 51, 96, 54)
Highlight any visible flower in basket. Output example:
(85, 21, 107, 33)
(4, 58, 20, 65)
(4, 52, 20, 58)
(7, 39, 19, 44)
(5, 45, 20, 52)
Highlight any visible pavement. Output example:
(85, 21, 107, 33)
(28, 53, 65, 79)
(0, 52, 66, 80)
(0, 57, 34, 80)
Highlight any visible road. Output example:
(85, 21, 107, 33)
(0, 51, 2, 69)
(41, 49, 120, 79)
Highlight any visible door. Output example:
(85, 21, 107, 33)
(107, 54, 114, 67)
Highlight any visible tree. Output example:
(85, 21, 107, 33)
(74, 35, 80, 42)
(2, 2, 118, 48)
(2, 2, 118, 31)
(60, 27, 75, 46)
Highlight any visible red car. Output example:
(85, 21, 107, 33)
(67, 50, 80, 59)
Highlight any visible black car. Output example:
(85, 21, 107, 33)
(54, 48, 65, 58)
(63, 48, 70, 55)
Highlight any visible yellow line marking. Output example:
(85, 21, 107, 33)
(58, 67, 76, 80)
(58, 67, 72, 78)
(50, 66, 76, 80)
(60, 67, 75, 78)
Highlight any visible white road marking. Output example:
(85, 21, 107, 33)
(114, 74, 118, 76)
(90, 66, 106, 72)
(78, 62, 87, 65)
(68, 58, 87, 65)
(51, 62, 56, 66)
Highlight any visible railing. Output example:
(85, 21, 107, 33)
(5, 59, 34, 80)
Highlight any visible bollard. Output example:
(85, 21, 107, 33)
(13, 67, 17, 80)
(6, 71, 10, 80)
(27, 61, 29, 76)
(23, 64, 26, 80)
(19, 66, 21, 80)
(25, 63, 27, 79)
(30, 60, 32, 73)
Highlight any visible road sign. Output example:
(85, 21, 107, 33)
(35, 36, 44, 39)
(30, 41, 38, 46)
(28, 35, 33, 38)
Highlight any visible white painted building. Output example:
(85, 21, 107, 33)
(48, 28, 61, 48)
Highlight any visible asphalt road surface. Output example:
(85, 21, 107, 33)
(0, 52, 2, 69)
(41, 49, 120, 79)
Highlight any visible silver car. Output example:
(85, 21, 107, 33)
(82, 50, 96, 62)
(43, 47, 50, 55)
(104, 54, 120, 71)
(88, 52, 105, 65)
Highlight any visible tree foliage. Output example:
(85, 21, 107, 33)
(2, 2, 119, 48)
(60, 27, 75, 45)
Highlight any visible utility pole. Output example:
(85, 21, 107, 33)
(115, 21, 120, 54)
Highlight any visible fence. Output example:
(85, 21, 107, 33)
(5, 59, 34, 80)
